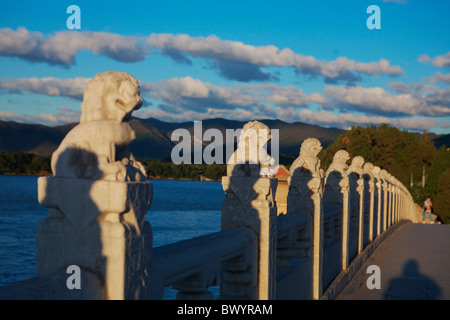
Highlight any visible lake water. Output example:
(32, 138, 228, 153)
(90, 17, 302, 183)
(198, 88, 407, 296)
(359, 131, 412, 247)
(0, 175, 224, 292)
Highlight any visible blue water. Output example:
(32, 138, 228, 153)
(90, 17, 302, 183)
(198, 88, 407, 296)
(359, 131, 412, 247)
(0, 175, 224, 288)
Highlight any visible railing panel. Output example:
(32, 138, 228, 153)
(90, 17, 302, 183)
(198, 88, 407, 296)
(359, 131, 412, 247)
(150, 226, 256, 300)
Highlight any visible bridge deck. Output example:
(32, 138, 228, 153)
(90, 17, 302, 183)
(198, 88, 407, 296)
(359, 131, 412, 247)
(336, 223, 450, 300)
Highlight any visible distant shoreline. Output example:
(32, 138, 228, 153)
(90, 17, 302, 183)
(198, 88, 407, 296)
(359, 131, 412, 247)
(1, 171, 52, 176)
(0, 172, 220, 182)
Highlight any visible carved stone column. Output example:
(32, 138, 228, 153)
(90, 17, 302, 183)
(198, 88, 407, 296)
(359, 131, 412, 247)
(372, 166, 382, 238)
(324, 150, 350, 272)
(288, 138, 324, 300)
(221, 120, 278, 300)
(380, 170, 389, 232)
(348, 156, 365, 255)
(37, 178, 152, 300)
(36, 71, 153, 300)
(363, 163, 375, 243)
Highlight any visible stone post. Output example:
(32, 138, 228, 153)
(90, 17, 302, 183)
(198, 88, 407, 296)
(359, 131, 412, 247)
(388, 175, 393, 228)
(363, 163, 374, 243)
(372, 166, 382, 238)
(288, 138, 324, 300)
(380, 170, 389, 232)
(324, 150, 350, 272)
(221, 121, 278, 300)
(36, 71, 153, 300)
(348, 156, 365, 254)
(393, 184, 397, 224)
(37, 178, 152, 300)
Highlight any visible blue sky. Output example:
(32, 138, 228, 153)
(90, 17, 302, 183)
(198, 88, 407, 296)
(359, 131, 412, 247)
(0, 0, 449, 134)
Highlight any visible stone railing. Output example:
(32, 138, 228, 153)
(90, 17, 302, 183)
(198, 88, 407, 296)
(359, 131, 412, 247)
(0, 71, 419, 300)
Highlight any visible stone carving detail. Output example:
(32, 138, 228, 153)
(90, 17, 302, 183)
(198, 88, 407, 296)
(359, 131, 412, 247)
(288, 138, 323, 214)
(37, 71, 152, 300)
(326, 150, 350, 178)
(324, 150, 350, 205)
(348, 156, 365, 176)
(51, 70, 147, 182)
(290, 138, 323, 178)
(348, 156, 365, 201)
(222, 121, 278, 299)
(227, 120, 276, 177)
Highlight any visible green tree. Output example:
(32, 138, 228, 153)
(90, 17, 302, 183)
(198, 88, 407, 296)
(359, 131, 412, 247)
(319, 125, 438, 206)
(433, 168, 450, 224)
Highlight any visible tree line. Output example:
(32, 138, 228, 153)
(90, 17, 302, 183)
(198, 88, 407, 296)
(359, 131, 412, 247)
(0, 152, 226, 181)
(1, 124, 449, 222)
(319, 124, 450, 224)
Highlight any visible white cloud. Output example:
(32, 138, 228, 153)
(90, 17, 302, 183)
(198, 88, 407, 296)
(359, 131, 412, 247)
(0, 28, 404, 84)
(424, 71, 450, 84)
(324, 85, 450, 117)
(418, 52, 450, 68)
(1, 75, 448, 132)
(0, 108, 80, 126)
(146, 33, 404, 82)
(0, 77, 89, 100)
(299, 109, 436, 132)
(0, 27, 148, 66)
(140, 76, 326, 112)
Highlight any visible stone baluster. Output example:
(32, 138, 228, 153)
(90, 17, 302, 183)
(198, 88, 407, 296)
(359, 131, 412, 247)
(36, 71, 153, 300)
(288, 138, 324, 300)
(393, 181, 398, 224)
(387, 174, 393, 228)
(380, 170, 389, 232)
(221, 120, 278, 300)
(371, 166, 382, 238)
(348, 156, 365, 254)
(363, 162, 375, 243)
(173, 273, 215, 300)
(324, 150, 350, 272)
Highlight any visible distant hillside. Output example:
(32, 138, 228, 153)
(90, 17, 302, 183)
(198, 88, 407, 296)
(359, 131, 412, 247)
(0, 117, 344, 162)
(0, 121, 75, 156)
(433, 133, 450, 149)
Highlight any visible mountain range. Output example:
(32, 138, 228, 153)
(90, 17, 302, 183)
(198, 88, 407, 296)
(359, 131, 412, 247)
(0, 118, 448, 164)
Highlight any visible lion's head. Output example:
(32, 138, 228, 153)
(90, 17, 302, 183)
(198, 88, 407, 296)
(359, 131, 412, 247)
(300, 138, 322, 158)
(333, 150, 350, 164)
(80, 71, 143, 123)
(350, 156, 365, 171)
(371, 165, 381, 177)
(240, 120, 271, 144)
(363, 162, 374, 175)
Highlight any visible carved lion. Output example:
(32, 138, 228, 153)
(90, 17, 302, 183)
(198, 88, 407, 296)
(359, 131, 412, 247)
(363, 162, 374, 177)
(348, 156, 365, 175)
(80, 70, 143, 122)
(227, 120, 276, 177)
(51, 71, 147, 181)
(290, 138, 322, 177)
(325, 150, 350, 177)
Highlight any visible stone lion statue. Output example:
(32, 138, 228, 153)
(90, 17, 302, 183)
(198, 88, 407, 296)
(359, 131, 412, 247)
(363, 162, 374, 175)
(80, 70, 142, 123)
(371, 165, 381, 178)
(51, 71, 147, 181)
(348, 156, 365, 175)
(227, 120, 277, 177)
(290, 137, 322, 177)
(325, 150, 350, 177)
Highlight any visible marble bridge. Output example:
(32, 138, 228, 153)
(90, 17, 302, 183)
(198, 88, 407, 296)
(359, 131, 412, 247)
(1, 71, 448, 300)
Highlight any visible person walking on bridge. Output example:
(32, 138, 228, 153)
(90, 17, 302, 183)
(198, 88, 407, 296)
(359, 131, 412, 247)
(422, 196, 434, 224)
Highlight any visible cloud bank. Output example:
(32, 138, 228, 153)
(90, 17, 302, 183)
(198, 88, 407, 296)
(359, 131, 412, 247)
(146, 33, 404, 82)
(0, 27, 148, 66)
(2, 75, 447, 132)
(0, 28, 404, 84)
